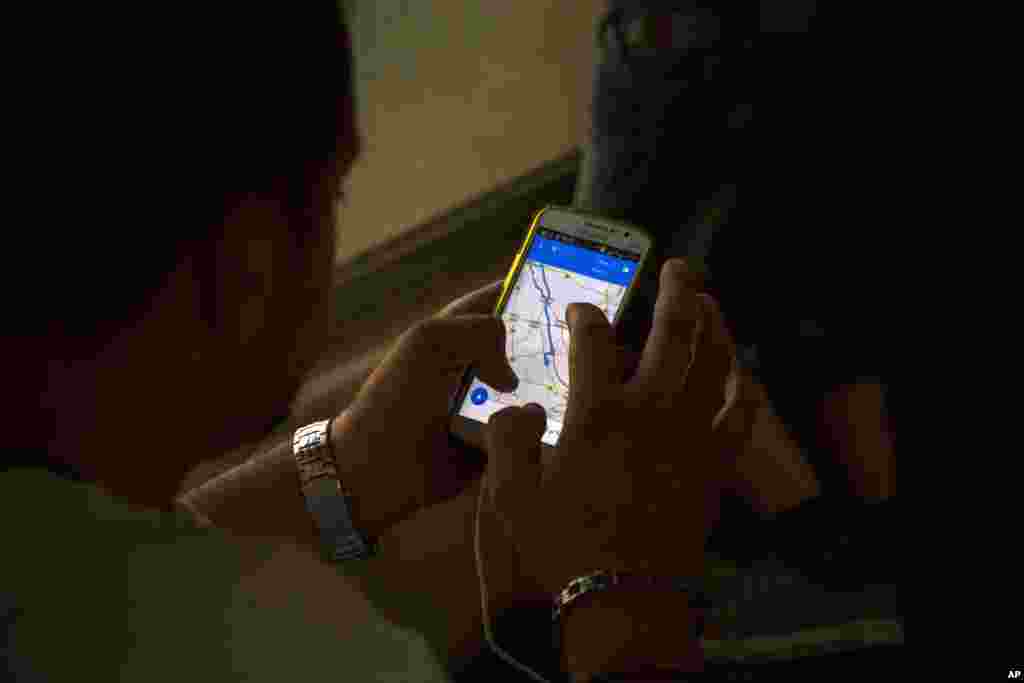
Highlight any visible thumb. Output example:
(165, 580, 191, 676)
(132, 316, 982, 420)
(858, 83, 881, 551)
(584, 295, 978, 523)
(483, 403, 547, 518)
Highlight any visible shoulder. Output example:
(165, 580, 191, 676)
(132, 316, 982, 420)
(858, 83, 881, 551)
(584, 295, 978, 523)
(1, 467, 263, 680)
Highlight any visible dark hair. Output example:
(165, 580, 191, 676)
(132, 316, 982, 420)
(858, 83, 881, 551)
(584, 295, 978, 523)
(16, 2, 353, 357)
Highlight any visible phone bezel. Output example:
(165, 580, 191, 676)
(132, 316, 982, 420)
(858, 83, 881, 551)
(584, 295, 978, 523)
(447, 204, 655, 454)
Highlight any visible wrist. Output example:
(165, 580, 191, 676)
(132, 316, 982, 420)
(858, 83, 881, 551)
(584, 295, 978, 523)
(178, 438, 321, 550)
(328, 409, 404, 539)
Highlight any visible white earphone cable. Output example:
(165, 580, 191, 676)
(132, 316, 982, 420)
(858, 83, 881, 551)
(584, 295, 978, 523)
(474, 476, 553, 682)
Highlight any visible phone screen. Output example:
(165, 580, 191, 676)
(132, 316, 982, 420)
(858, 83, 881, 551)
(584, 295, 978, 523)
(455, 225, 643, 446)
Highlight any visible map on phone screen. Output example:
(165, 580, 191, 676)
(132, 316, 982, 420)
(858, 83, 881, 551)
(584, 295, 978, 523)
(457, 229, 641, 446)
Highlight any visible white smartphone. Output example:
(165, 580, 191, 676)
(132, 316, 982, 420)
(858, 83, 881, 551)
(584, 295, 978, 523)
(448, 204, 655, 454)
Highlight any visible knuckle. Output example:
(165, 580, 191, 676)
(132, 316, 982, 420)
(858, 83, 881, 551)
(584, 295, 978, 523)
(410, 317, 465, 355)
(406, 320, 463, 370)
(699, 294, 730, 338)
(699, 292, 722, 315)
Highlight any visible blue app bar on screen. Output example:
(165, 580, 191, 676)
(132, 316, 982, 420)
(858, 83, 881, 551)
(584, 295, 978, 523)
(526, 236, 638, 286)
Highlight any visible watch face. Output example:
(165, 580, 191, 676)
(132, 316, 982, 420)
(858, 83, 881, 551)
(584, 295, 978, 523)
(293, 419, 331, 455)
(297, 430, 325, 450)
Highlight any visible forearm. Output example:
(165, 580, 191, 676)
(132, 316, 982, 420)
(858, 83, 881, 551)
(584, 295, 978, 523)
(178, 436, 323, 553)
(561, 588, 703, 683)
(179, 408, 400, 548)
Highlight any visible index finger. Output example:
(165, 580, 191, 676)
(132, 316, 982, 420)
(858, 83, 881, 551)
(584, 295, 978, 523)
(631, 259, 703, 397)
(436, 280, 504, 318)
(566, 303, 622, 416)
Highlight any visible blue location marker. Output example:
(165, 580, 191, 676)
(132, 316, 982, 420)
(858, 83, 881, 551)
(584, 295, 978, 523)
(470, 387, 489, 405)
(543, 354, 550, 367)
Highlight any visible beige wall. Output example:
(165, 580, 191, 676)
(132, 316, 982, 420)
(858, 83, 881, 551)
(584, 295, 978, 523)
(339, 0, 605, 263)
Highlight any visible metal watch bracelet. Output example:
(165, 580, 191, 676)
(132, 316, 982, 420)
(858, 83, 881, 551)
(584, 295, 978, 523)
(293, 418, 378, 562)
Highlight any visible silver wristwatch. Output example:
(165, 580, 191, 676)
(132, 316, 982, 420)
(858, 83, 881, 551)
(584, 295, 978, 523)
(293, 418, 377, 562)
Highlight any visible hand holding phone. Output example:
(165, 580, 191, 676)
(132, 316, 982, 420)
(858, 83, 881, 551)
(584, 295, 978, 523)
(449, 205, 655, 455)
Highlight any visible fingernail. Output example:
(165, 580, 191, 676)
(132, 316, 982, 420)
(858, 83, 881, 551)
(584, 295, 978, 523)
(566, 304, 578, 325)
(665, 258, 689, 280)
(524, 403, 545, 415)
